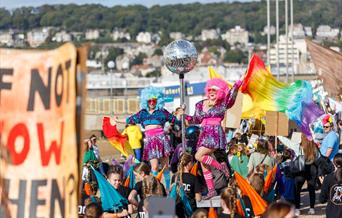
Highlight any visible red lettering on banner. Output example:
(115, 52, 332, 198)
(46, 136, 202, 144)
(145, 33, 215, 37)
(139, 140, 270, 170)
(7, 123, 30, 165)
(37, 121, 64, 166)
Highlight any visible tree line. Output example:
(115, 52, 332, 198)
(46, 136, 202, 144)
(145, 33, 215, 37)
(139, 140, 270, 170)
(0, 0, 341, 36)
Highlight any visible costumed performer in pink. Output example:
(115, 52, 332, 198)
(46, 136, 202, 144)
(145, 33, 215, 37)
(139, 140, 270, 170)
(185, 77, 243, 199)
(116, 87, 181, 190)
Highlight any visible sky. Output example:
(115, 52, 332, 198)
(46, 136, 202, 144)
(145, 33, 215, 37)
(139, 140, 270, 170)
(0, 0, 256, 9)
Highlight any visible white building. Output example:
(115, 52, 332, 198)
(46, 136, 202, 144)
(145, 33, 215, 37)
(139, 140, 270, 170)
(304, 27, 313, 37)
(116, 55, 131, 71)
(53, 31, 72, 42)
(27, 27, 50, 47)
(144, 55, 163, 68)
(133, 44, 155, 57)
(152, 33, 161, 44)
(112, 29, 131, 41)
(315, 25, 340, 41)
(169, 32, 185, 40)
(222, 26, 249, 47)
(85, 29, 100, 40)
(0, 30, 14, 46)
(290, 24, 305, 39)
(71, 32, 84, 41)
(201, 29, 220, 41)
(263, 25, 276, 35)
(269, 35, 299, 65)
(136, 32, 152, 44)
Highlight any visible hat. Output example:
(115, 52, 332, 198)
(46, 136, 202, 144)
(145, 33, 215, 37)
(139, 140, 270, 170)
(322, 114, 333, 125)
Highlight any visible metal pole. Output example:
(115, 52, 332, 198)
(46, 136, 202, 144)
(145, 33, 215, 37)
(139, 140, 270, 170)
(285, 0, 289, 83)
(276, 0, 280, 80)
(179, 73, 186, 151)
(290, 0, 294, 82)
(110, 69, 113, 114)
(267, 0, 271, 65)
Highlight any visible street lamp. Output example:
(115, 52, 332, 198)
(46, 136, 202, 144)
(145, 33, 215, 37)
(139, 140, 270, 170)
(107, 60, 115, 114)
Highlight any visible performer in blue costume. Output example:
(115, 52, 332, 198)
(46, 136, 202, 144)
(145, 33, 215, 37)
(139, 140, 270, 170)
(123, 87, 181, 190)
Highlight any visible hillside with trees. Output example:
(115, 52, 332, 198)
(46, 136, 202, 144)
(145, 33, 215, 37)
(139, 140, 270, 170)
(0, 0, 341, 36)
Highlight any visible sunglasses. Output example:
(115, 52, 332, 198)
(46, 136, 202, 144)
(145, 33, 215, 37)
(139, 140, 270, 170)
(208, 88, 218, 92)
(323, 125, 331, 129)
(148, 99, 157, 104)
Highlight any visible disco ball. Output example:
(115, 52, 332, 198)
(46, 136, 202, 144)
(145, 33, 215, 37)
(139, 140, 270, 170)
(164, 39, 198, 74)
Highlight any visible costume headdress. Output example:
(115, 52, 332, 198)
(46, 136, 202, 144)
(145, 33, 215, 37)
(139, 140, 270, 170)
(322, 114, 333, 126)
(205, 78, 229, 100)
(140, 87, 165, 110)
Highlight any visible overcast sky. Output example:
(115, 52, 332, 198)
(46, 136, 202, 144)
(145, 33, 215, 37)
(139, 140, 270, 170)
(0, 0, 257, 9)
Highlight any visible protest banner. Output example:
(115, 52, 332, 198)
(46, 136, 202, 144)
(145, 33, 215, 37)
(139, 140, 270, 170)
(0, 43, 79, 218)
(222, 91, 243, 129)
(265, 111, 289, 136)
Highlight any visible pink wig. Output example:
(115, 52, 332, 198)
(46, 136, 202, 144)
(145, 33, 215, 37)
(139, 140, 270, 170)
(205, 78, 229, 100)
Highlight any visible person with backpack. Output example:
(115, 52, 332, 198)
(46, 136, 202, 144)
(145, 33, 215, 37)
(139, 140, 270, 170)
(247, 138, 275, 177)
(293, 135, 319, 216)
(319, 153, 342, 218)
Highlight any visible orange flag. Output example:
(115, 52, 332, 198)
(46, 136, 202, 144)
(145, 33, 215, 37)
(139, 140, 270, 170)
(208, 207, 218, 218)
(234, 171, 267, 216)
(123, 175, 130, 188)
(190, 162, 198, 176)
(155, 166, 166, 182)
(102, 117, 134, 158)
(264, 165, 277, 193)
(84, 183, 93, 196)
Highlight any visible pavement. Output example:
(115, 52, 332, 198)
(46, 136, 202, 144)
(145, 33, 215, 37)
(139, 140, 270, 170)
(297, 190, 325, 218)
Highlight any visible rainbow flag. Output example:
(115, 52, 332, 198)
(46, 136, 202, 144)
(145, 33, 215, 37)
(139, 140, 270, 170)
(241, 55, 324, 137)
(208, 67, 265, 119)
(102, 117, 134, 158)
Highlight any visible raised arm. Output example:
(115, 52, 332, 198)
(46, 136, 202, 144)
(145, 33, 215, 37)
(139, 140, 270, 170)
(224, 80, 243, 109)
(126, 110, 143, 125)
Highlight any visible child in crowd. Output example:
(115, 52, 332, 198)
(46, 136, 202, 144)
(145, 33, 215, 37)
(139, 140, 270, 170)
(278, 149, 296, 204)
(218, 178, 254, 218)
(230, 144, 249, 178)
(102, 165, 132, 217)
(84, 202, 103, 218)
(227, 145, 237, 164)
(219, 186, 244, 218)
(171, 152, 202, 216)
(262, 201, 296, 218)
(128, 163, 166, 217)
(248, 173, 265, 197)
(192, 209, 208, 218)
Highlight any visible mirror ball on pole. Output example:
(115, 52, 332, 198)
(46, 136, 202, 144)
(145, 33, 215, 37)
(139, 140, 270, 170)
(164, 39, 198, 151)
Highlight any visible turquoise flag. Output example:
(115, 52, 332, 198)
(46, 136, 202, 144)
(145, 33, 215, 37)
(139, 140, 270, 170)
(92, 167, 128, 212)
(169, 183, 193, 216)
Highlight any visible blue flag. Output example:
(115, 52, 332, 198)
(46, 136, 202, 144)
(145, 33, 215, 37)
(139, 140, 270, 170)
(169, 183, 193, 216)
(127, 166, 136, 189)
(92, 167, 128, 212)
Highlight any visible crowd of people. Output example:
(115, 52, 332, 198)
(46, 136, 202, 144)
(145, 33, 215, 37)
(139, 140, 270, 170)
(80, 77, 342, 218)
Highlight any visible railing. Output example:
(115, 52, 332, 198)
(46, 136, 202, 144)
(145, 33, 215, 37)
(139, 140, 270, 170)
(85, 97, 140, 115)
